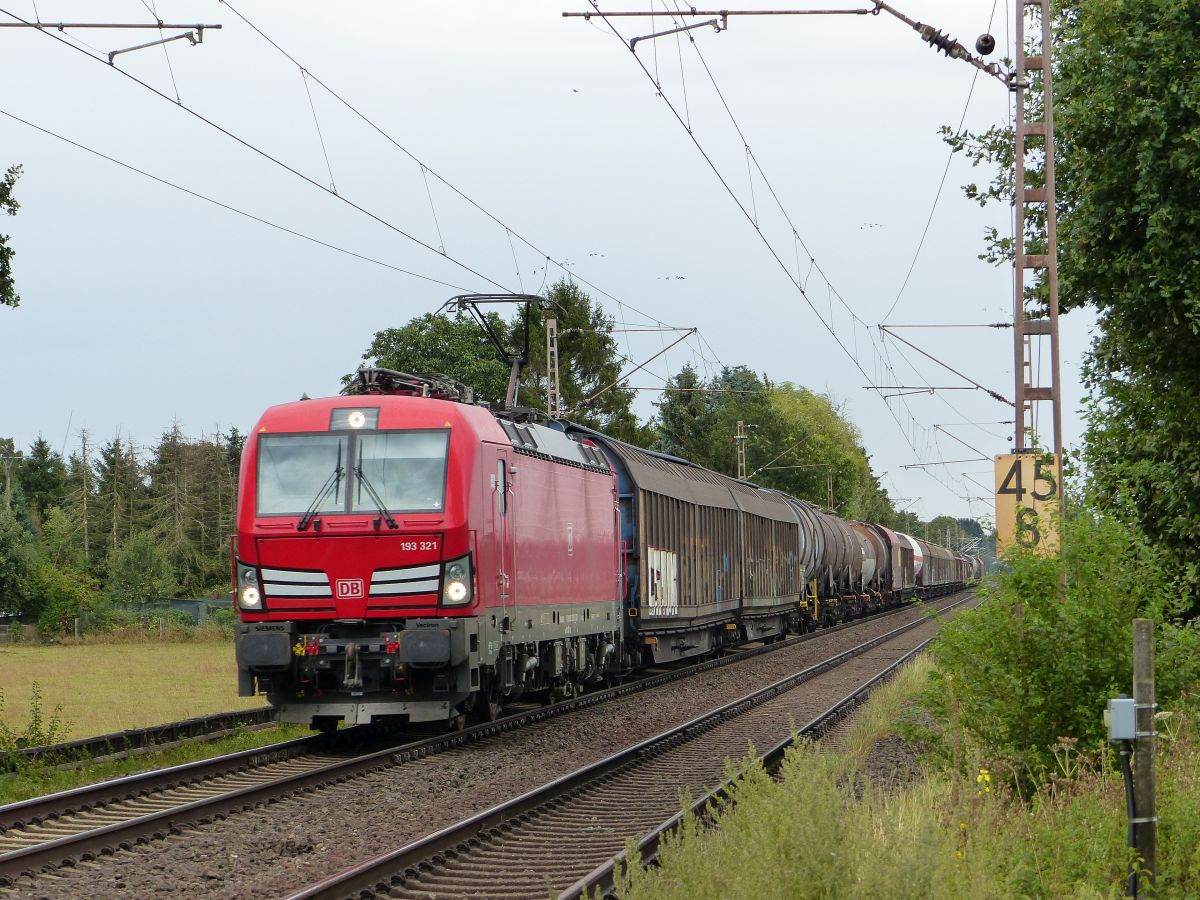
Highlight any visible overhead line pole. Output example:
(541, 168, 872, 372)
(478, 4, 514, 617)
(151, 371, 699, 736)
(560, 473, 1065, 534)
(1012, 0, 1064, 497)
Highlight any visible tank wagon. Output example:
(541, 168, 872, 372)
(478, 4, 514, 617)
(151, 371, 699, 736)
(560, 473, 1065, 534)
(232, 370, 978, 730)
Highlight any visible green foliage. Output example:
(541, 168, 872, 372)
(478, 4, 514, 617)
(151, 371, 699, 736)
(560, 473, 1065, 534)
(90, 435, 148, 557)
(18, 436, 67, 526)
(39, 505, 88, 571)
(103, 532, 177, 605)
(925, 512, 1199, 778)
(0, 163, 20, 309)
(359, 310, 514, 403)
(655, 364, 780, 474)
(356, 281, 653, 446)
(947, 3, 1200, 602)
(617, 664, 1200, 899)
(618, 737, 1140, 899)
(146, 423, 240, 595)
(0, 722, 310, 805)
(0, 503, 35, 615)
(30, 561, 100, 633)
(654, 367, 899, 523)
(521, 280, 651, 445)
(1061, 1, 1200, 603)
(0, 683, 69, 753)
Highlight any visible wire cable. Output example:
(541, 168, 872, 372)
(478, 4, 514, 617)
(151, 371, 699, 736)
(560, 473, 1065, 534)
(215, 0, 728, 394)
(882, 0, 1002, 323)
(300, 68, 337, 193)
(0, 4, 512, 294)
(663, 0, 1007, 502)
(216, 0, 691, 339)
(592, 1, 976, 503)
(0, 106, 474, 292)
(142, 0, 183, 104)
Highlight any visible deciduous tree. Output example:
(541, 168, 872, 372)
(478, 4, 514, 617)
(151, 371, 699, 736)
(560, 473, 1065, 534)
(0, 164, 20, 309)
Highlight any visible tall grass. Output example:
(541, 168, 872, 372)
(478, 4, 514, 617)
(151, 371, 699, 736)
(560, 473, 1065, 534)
(0, 642, 261, 738)
(618, 664, 1200, 898)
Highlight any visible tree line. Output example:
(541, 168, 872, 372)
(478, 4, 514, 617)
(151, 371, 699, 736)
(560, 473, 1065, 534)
(0, 426, 243, 631)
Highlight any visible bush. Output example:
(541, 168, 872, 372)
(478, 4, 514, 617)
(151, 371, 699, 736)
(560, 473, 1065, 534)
(0, 682, 70, 751)
(0, 504, 35, 617)
(923, 512, 1198, 781)
(103, 532, 176, 605)
(30, 561, 100, 633)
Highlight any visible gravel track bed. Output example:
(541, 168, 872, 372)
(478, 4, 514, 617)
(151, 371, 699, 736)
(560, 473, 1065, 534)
(6, 594, 971, 900)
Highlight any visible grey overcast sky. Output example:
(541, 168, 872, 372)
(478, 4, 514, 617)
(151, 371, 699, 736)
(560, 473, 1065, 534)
(0, 1, 1095, 523)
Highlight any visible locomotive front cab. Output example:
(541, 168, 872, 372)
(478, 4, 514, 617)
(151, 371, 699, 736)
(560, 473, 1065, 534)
(232, 394, 485, 729)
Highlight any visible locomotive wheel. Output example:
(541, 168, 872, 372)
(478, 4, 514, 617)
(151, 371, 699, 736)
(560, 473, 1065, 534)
(468, 687, 503, 723)
(475, 695, 502, 722)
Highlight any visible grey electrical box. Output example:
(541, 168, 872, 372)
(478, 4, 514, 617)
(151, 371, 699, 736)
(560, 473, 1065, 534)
(1107, 697, 1136, 742)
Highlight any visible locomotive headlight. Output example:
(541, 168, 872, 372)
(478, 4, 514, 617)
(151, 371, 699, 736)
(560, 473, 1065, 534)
(441, 554, 473, 606)
(236, 562, 263, 610)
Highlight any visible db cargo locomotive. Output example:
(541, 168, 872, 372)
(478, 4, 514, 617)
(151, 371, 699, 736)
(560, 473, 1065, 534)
(232, 369, 978, 731)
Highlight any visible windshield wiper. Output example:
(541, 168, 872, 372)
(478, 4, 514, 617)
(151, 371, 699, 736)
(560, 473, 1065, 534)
(355, 462, 399, 530)
(297, 444, 343, 532)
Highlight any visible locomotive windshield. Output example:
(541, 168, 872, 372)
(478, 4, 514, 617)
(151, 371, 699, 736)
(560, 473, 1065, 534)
(352, 431, 449, 513)
(257, 434, 348, 516)
(256, 430, 449, 516)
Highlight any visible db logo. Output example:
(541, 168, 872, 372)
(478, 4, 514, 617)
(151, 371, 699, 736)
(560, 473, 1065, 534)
(335, 578, 365, 600)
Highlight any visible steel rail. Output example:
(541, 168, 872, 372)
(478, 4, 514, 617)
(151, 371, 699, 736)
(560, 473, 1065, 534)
(282, 594, 972, 900)
(0, 590, 964, 881)
(3, 706, 277, 771)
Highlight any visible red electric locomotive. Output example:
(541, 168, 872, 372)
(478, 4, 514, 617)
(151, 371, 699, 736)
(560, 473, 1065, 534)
(233, 370, 621, 731)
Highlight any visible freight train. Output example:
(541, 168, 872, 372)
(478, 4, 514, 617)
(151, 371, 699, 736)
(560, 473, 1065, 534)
(232, 369, 981, 731)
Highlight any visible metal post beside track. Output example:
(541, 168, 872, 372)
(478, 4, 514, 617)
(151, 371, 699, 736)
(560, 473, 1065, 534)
(1132, 618, 1157, 892)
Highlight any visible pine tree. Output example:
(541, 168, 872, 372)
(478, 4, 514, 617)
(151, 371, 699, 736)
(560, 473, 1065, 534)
(19, 436, 67, 527)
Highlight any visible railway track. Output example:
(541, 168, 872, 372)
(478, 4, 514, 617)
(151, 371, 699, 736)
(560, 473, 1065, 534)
(0, 594, 957, 884)
(283, 594, 974, 900)
(2, 707, 278, 771)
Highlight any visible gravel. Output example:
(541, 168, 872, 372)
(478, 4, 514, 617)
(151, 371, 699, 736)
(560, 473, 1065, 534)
(6, 595, 972, 900)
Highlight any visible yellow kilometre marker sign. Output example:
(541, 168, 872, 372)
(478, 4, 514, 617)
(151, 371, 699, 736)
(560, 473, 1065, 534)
(994, 452, 1061, 556)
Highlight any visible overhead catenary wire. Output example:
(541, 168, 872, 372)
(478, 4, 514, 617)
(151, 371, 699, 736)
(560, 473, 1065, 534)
(589, 0, 979, 505)
(0, 5, 513, 291)
(880, 0, 1000, 324)
(662, 0, 1011, 503)
(141, 0, 183, 104)
(0, 107, 475, 293)
(7, 4, 728, 401)
(214, 0, 727, 391)
(656, 0, 984, 496)
(215, 0, 704, 346)
(300, 68, 337, 194)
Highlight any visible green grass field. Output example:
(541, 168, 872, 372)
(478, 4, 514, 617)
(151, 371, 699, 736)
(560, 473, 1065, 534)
(0, 642, 263, 740)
